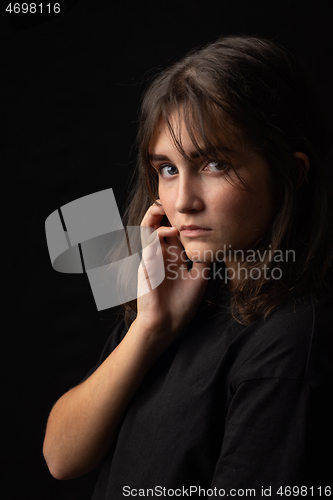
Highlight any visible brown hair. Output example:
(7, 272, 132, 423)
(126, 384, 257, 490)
(120, 34, 333, 326)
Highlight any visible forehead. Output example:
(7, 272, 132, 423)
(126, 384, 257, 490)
(149, 114, 246, 161)
(149, 117, 188, 152)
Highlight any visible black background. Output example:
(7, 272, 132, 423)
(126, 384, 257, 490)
(3, 1, 332, 499)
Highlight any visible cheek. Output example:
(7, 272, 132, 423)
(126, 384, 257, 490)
(214, 188, 250, 223)
(215, 186, 269, 235)
(230, 189, 275, 236)
(158, 190, 174, 223)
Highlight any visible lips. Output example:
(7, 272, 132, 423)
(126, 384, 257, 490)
(179, 225, 212, 237)
(180, 225, 211, 231)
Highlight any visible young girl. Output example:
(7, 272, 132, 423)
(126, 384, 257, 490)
(43, 34, 333, 498)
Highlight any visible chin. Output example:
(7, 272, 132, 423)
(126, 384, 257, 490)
(184, 247, 216, 264)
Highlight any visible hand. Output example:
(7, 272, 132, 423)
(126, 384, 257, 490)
(135, 200, 210, 344)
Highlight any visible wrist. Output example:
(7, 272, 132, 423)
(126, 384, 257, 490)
(128, 317, 176, 358)
(131, 316, 170, 341)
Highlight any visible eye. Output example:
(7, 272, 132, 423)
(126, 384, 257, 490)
(158, 164, 179, 178)
(204, 160, 229, 172)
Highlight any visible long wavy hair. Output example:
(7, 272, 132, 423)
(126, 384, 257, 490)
(119, 33, 333, 327)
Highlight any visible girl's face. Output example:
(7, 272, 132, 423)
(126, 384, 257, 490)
(149, 115, 277, 267)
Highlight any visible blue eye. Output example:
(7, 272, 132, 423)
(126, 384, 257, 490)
(159, 164, 179, 177)
(206, 160, 229, 171)
(156, 160, 229, 178)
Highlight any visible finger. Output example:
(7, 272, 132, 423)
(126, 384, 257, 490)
(141, 226, 179, 255)
(141, 229, 167, 291)
(140, 200, 166, 229)
(137, 260, 152, 296)
(143, 228, 187, 288)
(156, 226, 179, 240)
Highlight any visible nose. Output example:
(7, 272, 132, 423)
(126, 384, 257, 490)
(174, 172, 204, 214)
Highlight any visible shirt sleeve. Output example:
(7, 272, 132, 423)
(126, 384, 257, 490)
(210, 376, 332, 497)
(81, 318, 128, 382)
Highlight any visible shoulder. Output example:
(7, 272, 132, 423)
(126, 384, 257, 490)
(258, 292, 332, 340)
(229, 293, 333, 386)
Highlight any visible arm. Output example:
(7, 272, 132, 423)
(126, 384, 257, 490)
(43, 318, 170, 480)
(43, 200, 209, 480)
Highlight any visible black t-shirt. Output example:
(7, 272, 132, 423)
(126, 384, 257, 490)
(86, 291, 333, 499)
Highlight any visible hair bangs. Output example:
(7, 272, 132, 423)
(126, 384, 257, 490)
(148, 90, 250, 190)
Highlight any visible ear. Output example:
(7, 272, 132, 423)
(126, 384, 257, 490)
(293, 152, 310, 190)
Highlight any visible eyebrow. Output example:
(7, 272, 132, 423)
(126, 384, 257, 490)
(148, 146, 235, 162)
